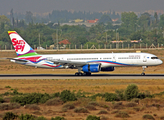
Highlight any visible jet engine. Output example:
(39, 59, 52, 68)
(82, 64, 100, 72)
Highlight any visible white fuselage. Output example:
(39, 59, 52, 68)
(12, 52, 163, 69)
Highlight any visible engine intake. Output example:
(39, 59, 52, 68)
(82, 64, 100, 72)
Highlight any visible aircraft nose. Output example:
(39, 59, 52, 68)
(159, 59, 163, 65)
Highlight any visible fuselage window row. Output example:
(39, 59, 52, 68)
(118, 57, 140, 59)
(67, 58, 99, 60)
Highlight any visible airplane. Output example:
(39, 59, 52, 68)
(8, 31, 163, 76)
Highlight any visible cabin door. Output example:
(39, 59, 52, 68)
(112, 55, 116, 62)
(143, 55, 147, 62)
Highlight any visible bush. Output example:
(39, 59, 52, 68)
(88, 101, 99, 106)
(51, 116, 66, 120)
(160, 116, 164, 120)
(133, 107, 141, 112)
(25, 104, 40, 110)
(90, 93, 104, 100)
(32, 111, 42, 115)
(3, 97, 11, 103)
(142, 114, 155, 120)
(0, 103, 20, 111)
(111, 110, 119, 114)
(5, 86, 11, 88)
(86, 115, 100, 120)
(36, 116, 47, 120)
(74, 107, 89, 113)
(125, 102, 137, 107)
(3, 112, 18, 120)
(85, 105, 97, 110)
(62, 103, 75, 110)
(0, 97, 4, 103)
(115, 89, 125, 100)
(19, 114, 36, 120)
(100, 116, 108, 120)
(45, 98, 63, 106)
(52, 92, 60, 98)
(60, 90, 77, 102)
(137, 92, 153, 99)
(13, 89, 19, 95)
(105, 93, 119, 101)
(97, 110, 108, 114)
(112, 102, 123, 109)
(11, 93, 51, 105)
(124, 84, 139, 100)
(76, 90, 86, 98)
(131, 98, 139, 104)
(115, 111, 130, 118)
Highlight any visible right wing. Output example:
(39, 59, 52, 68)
(49, 59, 87, 68)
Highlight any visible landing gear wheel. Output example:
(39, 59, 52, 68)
(79, 72, 83, 76)
(75, 72, 83, 76)
(141, 73, 145, 76)
(75, 73, 79, 76)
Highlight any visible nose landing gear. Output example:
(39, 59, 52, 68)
(141, 66, 147, 76)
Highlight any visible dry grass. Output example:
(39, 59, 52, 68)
(1, 79, 164, 95)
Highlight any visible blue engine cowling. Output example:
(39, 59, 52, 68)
(101, 67, 115, 71)
(82, 64, 100, 72)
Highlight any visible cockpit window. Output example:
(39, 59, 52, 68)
(151, 57, 158, 59)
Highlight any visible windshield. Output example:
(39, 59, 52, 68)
(151, 57, 158, 59)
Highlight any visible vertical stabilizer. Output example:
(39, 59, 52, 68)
(8, 31, 39, 57)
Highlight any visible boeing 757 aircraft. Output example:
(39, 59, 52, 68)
(8, 31, 163, 76)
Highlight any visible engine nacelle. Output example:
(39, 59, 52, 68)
(101, 67, 115, 71)
(82, 64, 100, 72)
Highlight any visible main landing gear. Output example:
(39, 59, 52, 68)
(75, 67, 91, 76)
(141, 66, 147, 76)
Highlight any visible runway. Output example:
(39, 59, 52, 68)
(0, 74, 164, 79)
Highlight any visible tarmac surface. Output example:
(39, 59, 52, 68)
(0, 74, 164, 79)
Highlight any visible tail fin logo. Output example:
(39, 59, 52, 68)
(12, 38, 25, 52)
(8, 31, 38, 57)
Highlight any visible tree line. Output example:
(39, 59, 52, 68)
(1, 11, 164, 49)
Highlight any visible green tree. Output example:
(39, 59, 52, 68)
(138, 12, 151, 30)
(129, 30, 142, 40)
(0, 15, 10, 24)
(121, 12, 138, 32)
(159, 14, 164, 29)
(154, 12, 158, 25)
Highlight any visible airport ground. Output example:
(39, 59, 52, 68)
(0, 49, 164, 120)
